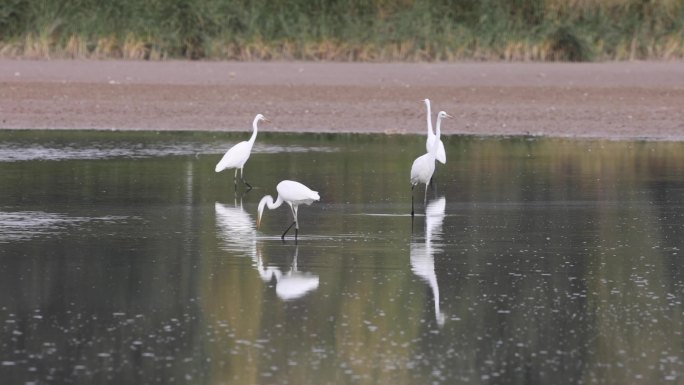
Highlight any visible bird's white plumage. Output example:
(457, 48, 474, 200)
(215, 114, 267, 173)
(215, 141, 252, 172)
(257, 180, 320, 239)
(410, 152, 436, 186)
(411, 111, 451, 210)
(424, 99, 446, 164)
(426, 136, 446, 164)
(276, 180, 320, 206)
(412, 111, 450, 187)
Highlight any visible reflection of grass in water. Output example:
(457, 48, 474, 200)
(1, 0, 683, 60)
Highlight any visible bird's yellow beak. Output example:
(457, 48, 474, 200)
(262, 118, 272, 124)
(445, 113, 453, 119)
(256, 217, 261, 229)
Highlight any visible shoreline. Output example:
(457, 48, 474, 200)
(2, 59, 683, 141)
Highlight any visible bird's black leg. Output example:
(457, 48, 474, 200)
(240, 169, 252, 193)
(243, 178, 252, 192)
(294, 228, 298, 244)
(411, 185, 415, 217)
(282, 221, 296, 241)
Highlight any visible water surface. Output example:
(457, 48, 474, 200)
(0, 130, 683, 384)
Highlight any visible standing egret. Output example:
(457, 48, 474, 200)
(215, 114, 270, 192)
(257, 180, 320, 241)
(424, 99, 446, 165)
(411, 111, 451, 216)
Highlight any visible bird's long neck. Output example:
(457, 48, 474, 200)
(431, 115, 443, 156)
(258, 194, 282, 213)
(267, 195, 283, 210)
(249, 117, 259, 144)
(425, 100, 433, 135)
(257, 194, 283, 228)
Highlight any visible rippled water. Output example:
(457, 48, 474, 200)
(0, 130, 682, 384)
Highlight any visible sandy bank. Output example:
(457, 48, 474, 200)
(1, 60, 683, 140)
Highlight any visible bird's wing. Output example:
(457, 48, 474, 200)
(215, 141, 251, 172)
(279, 180, 320, 203)
(410, 154, 432, 184)
(436, 140, 446, 164)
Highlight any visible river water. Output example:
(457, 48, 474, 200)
(0, 130, 682, 384)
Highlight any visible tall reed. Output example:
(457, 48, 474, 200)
(1, 0, 682, 61)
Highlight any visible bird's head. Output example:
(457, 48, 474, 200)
(437, 111, 452, 120)
(256, 205, 264, 229)
(255, 114, 271, 124)
(256, 195, 271, 229)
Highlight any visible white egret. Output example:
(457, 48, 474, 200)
(411, 111, 451, 216)
(215, 114, 270, 192)
(424, 99, 446, 165)
(257, 180, 320, 241)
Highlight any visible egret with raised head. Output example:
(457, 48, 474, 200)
(215, 114, 270, 192)
(257, 180, 320, 241)
(411, 111, 451, 216)
(424, 99, 446, 165)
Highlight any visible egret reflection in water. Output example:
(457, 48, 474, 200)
(214, 201, 318, 300)
(257, 245, 319, 301)
(0, 131, 683, 385)
(214, 200, 256, 257)
(410, 196, 446, 326)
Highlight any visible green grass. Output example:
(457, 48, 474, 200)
(1, 0, 683, 61)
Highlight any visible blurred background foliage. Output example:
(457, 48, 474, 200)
(1, 0, 683, 61)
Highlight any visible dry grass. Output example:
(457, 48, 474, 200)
(1, 0, 683, 61)
(3, 33, 683, 62)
